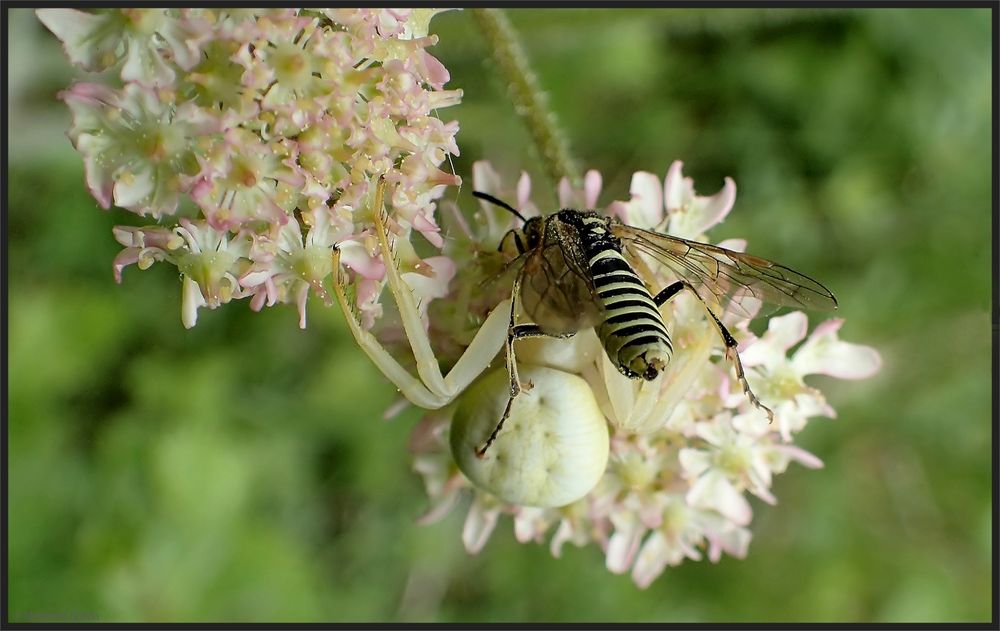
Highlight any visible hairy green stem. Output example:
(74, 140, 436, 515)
(471, 8, 581, 189)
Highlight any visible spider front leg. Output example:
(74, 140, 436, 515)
(653, 280, 775, 423)
(329, 176, 509, 410)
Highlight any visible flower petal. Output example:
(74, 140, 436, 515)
(773, 444, 825, 470)
(112, 249, 140, 283)
(516, 171, 533, 212)
(792, 318, 882, 379)
(513, 506, 551, 544)
(741, 311, 809, 369)
(686, 470, 752, 526)
(550, 518, 588, 558)
(401, 256, 455, 319)
(676, 177, 736, 238)
(558, 176, 573, 208)
(631, 531, 669, 589)
(622, 171, 663, 229)
(112, 165, 156, 209)
(121, 37, 175, 86)
(337, 241, 386, 281)
(662, 160, 687, 212)
(716, 238, 747, 253)
(412, 211, 444, 248)
(181, 274, 206, 329)
(462, 497, 501, 554)
(583, 169, 602, 208)
(703, 519, 751, 563)
(36, 9, 116, 72)
(606, 510, 645, 574)
(679, 448, 712, 478)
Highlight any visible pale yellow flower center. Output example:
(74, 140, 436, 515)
(764, 366, 806, 400)
(294, 246, 334, 282)
(122, 9, 165, 35)
(715, 444, 751, 477)
(662, 500, 689, 536)
(617, 452, 658, 490)
(229, 155, 261, 188)
(272, 42, 312, 90)
(179, 250, 237, 304)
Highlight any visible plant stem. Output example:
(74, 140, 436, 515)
(471, 8, 581, 189)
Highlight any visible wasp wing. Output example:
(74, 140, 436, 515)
(519, 218, 605, 335)
(615, 222, 837, 319)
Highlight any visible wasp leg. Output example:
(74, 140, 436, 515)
(653, 281, 774, 423)
(476, 323, 576, 458)
(476, 276, 576, 457)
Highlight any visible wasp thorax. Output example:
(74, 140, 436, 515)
(450, 365, 610, 508)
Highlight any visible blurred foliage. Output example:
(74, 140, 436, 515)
(6, 7, 992, 623)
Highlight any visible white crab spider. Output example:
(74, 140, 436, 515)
(329, 177, 740, 507)
(331, 177, 512, 412)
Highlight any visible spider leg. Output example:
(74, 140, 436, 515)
(329, 176, 510, 410)
(369, 177, 449, 397)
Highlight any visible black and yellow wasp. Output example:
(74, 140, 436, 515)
(472, 190, 838, 456)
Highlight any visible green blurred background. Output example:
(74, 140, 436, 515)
(6, 7, 992, 623)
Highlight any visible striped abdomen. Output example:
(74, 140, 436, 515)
(574, 214, 673, 381)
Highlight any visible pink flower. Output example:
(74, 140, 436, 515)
(237, 211, 341, 329)
(186, 40, 260, 122)
(60, 82, 217, 217)
(45, 8, 463, 329)
(113, 219, 252, 328)
(112, 225, 183, 282)
(663, 160, 736, 239)
(173, 220, 252, 328)
(408, 163, 881, 588)
(37, 9, 209, 87)
(630, 494, 751, 588)
(189, 128, 304, 231)
(250, 16, 335, 113)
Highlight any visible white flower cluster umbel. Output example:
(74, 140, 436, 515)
(39, 8, 461, 328)
(409, 162, 881, 588)
(42, 8, 882, 588)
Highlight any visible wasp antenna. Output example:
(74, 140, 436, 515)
(473, 190, 528, 224)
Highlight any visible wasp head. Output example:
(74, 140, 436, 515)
(522, 217, 544, 249)
(498, 216, 544, 259)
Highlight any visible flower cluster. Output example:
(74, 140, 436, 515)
(410, 161, 881, 588)
(43, 9, 882, 588)
(38, 8, 461, 328)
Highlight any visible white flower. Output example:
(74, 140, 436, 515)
(44, 8, 463, 329)
(409, 162, 882, 588)
(740, 311, 882, 440)
(608, 160, 735, 238)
